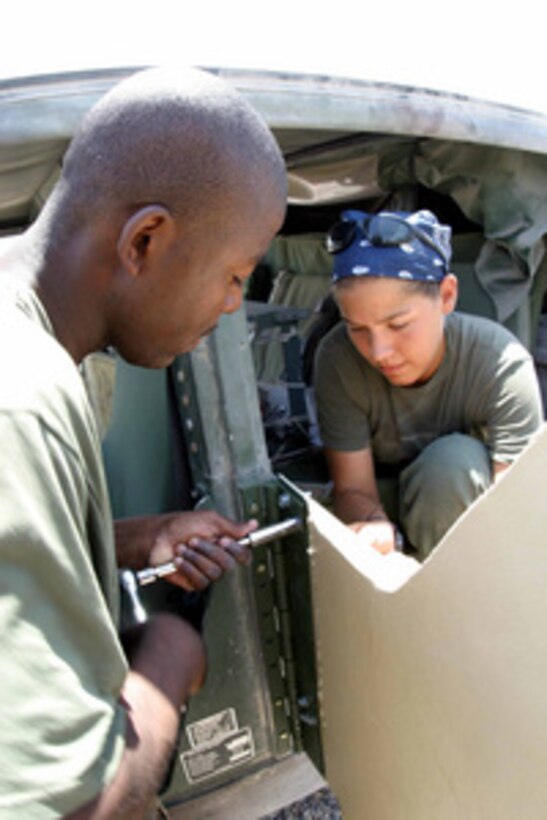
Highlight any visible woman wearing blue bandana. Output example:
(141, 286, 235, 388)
(314, 209, 543, 559)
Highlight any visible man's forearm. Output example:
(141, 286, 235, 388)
(68, 614, 205, 820)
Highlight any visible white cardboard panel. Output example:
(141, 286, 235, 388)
(308, 424, 547, 819)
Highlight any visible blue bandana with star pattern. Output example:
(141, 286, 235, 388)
(327, 209, 452, 283)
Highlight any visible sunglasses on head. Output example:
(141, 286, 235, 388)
(325, 212, 449, 268)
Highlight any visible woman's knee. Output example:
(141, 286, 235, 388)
(399, 434, 491, 558)
(402, 434, 491, 503)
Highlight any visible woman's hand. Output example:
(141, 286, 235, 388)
(350, 520, 397, 555)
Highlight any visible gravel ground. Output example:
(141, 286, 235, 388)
(260, 787, 342, 819)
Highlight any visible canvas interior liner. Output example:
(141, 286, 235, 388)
(285, 135, 547, 327)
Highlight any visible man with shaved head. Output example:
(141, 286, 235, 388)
(0, 68, 286, 818)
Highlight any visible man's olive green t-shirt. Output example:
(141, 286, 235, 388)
(0, 285, 127, 818)
(314, 312, 543, 465)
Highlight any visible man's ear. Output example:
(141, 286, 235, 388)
(116, 205, 175, 276)
(440, 272, 458, 315)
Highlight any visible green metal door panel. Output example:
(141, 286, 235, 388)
(101, 308, 323, 807)
(103, 362, 181, 517)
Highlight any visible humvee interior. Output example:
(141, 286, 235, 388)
(0, 68, 546, 817)
(247, 132, 547, 486)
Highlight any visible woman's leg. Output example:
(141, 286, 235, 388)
(399, 433, 491, 560)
